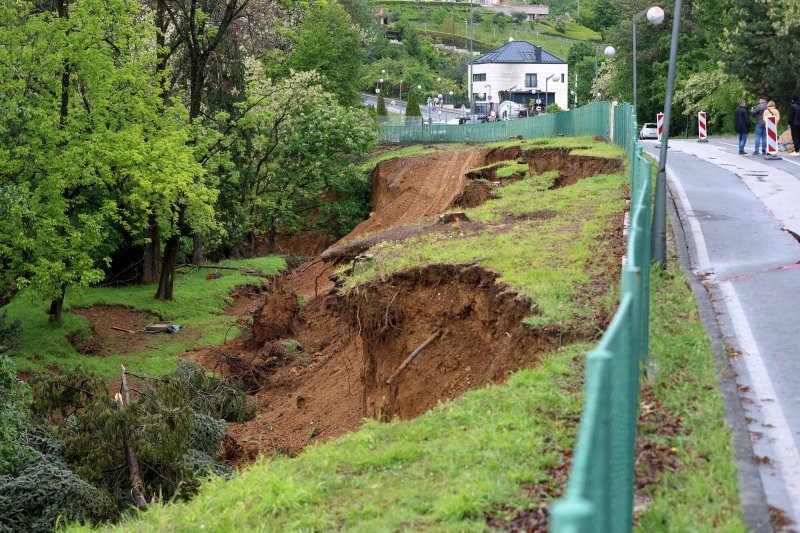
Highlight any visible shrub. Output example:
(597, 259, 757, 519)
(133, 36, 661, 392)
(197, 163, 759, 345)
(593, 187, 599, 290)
(377, 94, 388, 116)
(0, 356, 29, 475)
(0, 312, 21, 355)
(0, 456, 117, 532)
(173, 360, 256, 423)
(511, 11, 526, 24)
(405, 89, 422, 117)
(555, 18, 567, 33)
(189, 414, 227, 455)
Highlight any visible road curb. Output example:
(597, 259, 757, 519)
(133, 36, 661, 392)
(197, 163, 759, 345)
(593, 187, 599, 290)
(666, 178, 774, 532)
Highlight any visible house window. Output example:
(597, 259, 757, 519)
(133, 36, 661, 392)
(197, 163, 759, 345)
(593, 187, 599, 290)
(473, 73, 486, 82)
(525, 73, 537, 87)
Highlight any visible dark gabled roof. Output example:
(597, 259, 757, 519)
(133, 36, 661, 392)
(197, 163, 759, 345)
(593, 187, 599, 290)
(472, 40, 565, 65)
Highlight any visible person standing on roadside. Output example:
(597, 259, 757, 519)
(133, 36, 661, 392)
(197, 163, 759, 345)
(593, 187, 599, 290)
(788, 96, 800, 157)
(735, 100, 751, 155)
(751, 96, 768, 155)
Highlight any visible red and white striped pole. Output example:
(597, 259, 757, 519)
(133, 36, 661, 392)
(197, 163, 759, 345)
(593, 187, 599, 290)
(697, 111, 708, 142)
(765, 114, 781, 160)
(656, 112, 664, 147)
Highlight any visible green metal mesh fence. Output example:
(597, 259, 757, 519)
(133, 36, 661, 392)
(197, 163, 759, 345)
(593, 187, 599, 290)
(378, 103, 652, 533)
(377, 102, 611, 143)
(549, 103, 653, 533)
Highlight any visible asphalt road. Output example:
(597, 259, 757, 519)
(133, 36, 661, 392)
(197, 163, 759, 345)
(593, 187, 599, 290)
(361, 93, 463, 121)
(643, 137, 800, 528)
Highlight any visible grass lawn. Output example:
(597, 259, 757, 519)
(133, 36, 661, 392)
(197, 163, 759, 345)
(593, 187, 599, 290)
(81, 241, 744, 533)
(538, 20, 601, 41)
(1, 256, 285, 378)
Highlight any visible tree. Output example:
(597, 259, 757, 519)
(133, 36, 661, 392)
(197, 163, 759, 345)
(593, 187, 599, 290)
(0, 0, 206, 316)
(377, 94, 388, 116)
(555, 18, 567, 33)
(286, 2, 366, 107)
(723, 0, 800, 113)
(158, 0, 250, 268)
(406, 89, 423, 118)
(237, 68, 376, 252)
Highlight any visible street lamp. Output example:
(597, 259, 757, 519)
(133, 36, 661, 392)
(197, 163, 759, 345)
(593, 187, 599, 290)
(633, 6, 664, 117)
(652, 1, 684, 266)
(485, 83, 492, 114)
(594, 45, 615, 100)
(545, 74, 557, 110)
(448, 90, 454, 107)
(399, 79, 404, 101)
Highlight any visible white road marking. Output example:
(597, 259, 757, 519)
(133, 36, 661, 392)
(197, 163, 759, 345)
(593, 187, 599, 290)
(664, 150, 800, 525)
(718, 280, 800, 524)
(665, 164, 712, 272)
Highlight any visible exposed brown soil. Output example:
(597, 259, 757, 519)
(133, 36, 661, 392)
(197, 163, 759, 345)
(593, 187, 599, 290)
(350, 265, 572, 421)
(192, 264, 572, 460)
(69, 306, 161, 356)
(183, 144, 626, 461)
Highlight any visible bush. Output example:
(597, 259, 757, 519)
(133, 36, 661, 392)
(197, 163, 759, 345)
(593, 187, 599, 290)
(511, 11, 526, 24)
(0, 312, 21, 355)
(172, 360, 256, 423)
(0, 356, 29, 475)
(405, 89, 422, 117)
(377, 94, 388, 116)
(189, 414, 227, 455)
(555, 19, 567, 33)
(182, 449, 232, 479)
(0, 456, 117, 532)
(546, 103, 565, 113)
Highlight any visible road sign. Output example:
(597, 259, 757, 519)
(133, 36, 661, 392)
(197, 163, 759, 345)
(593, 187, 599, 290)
(535, 98, 542, 105)
(487, 95, 492, 102)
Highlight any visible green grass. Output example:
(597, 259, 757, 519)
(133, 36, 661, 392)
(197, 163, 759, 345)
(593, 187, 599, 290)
(636, 260, 745, 531)
(1, 256, 285, 378)
(78, 236, 744, 533)
(79, 341, 589, 532)
(538, 20, 601, 41)
(344, 138, 628, 327)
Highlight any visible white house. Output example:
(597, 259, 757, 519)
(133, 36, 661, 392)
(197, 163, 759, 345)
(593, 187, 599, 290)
(469, 40, 569, 113)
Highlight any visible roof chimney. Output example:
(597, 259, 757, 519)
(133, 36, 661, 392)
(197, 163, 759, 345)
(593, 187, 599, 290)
(534, 46, 542, 62)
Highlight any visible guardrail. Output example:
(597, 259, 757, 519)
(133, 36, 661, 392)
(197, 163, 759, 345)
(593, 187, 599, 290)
(378, 102, 653, 532)
(377, 101, 611, 142)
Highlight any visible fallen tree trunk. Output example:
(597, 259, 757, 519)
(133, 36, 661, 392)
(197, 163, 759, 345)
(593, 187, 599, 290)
(117, 366, 147, 508)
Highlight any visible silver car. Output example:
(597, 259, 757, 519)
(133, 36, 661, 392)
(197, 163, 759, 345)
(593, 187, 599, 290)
(639, 123, 658, 139)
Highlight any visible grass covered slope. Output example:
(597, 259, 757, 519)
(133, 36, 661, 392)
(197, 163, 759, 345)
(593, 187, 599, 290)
(346, 139, 627, 327)
(2, 256, 285, 377)
(83, 259, 744, 532)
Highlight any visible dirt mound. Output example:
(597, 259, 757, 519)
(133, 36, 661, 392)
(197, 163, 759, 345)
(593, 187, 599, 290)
(69, 306, 160, 356)
(252, 283, 300, 345)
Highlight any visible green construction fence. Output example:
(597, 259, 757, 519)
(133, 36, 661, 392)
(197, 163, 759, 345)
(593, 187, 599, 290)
(378, 102, 654, 533)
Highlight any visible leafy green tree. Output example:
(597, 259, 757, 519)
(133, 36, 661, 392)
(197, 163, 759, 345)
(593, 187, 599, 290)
(377, 94, 388, 116)
(238, 68, 376, 251)
(406, 89, 423, 117)
(0, 0, 207, 315)
(592, 0, 618, 31)
(556, 18, 567, 33)
(723, 0, 800, 112)
(286, 2, 366, 107)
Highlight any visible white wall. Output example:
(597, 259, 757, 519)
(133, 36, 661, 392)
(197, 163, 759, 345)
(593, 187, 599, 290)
(470, 62, 569, 110)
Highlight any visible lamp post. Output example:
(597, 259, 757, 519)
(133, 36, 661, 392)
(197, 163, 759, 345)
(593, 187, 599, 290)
(545, 74, 557, 110)
(399, 79, 403, 102)
(485, 83, 492, 115)
(448, 90, 454, 107)
(594, 45, 615, 100)
(652, 1, 683, 266)
(632, 6, 664, 117)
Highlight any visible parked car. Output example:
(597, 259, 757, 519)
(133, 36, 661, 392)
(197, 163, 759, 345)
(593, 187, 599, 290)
(639, 123, 658, 139)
